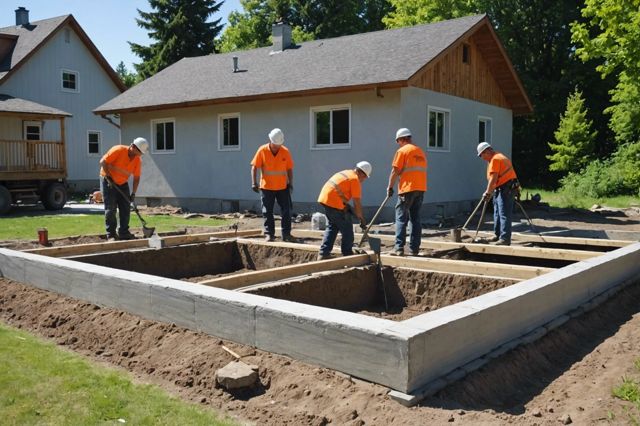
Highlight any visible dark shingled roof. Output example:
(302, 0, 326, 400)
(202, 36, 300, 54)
(97, 14, 513, 114)
(0, 15, 126, 91)
(0, 94, 71, 117)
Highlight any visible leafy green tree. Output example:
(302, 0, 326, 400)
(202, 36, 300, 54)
(383, 0, 474, 28)
(547, 90, 596, 174)
(571, 0, 640, 145)
(115, 61, 138, 88)
(130, 0, 224, 79)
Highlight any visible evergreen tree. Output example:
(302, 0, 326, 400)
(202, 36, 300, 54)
(130, 0, 224, 79)
(115, 61, 138, 88)
(547, 90, 596, 174)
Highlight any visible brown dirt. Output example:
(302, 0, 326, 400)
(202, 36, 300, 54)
(1, 277, 639, 425)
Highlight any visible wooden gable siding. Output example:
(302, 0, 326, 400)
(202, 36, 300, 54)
(410, 35, 510, 110)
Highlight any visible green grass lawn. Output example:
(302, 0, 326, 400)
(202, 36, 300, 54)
(523, 188, 640, 209)
(0, 323, 235, 426)
(610, 358, 640, 424)
(0, 212, 229, 240)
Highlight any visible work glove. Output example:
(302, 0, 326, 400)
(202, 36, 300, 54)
(105, 176, 114, 188)
(482, 191, 492, 202)
(387, 187, 394, 197)
(252, 184, 259, 193)
(287, 183, 293, 193)
(130, 192, 136, 201)
(359, 219, 367, 232)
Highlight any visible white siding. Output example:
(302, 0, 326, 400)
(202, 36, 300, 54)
(0, 24, 122, 185)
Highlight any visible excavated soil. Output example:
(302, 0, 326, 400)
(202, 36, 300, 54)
(1, 277, 639, 425)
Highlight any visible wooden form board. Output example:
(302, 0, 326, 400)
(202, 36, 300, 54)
(24, 229, 262, 258)
(197, 254, 373, 290)
(288, 229, 602, 261)
(475, 231, 632, 248)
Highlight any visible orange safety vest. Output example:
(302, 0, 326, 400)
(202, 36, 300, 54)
(317, 169, 361, 210)
(487, 152, 517, 188)
(392, 143, 427, 194)
(99, 145, 141, 185)
(250, 144, 293, 191)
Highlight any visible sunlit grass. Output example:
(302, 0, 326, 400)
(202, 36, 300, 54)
(523, 188, 640, 209)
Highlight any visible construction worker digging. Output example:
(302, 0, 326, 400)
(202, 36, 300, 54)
(477, 142, 519, 246)
(317, 162, 372, 261)
(250, 128, 295, 242)
(387, 128, 427, 256)
(99, 137, 148, 241)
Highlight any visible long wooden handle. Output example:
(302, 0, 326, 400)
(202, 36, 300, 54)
(358, 195, 391, 247)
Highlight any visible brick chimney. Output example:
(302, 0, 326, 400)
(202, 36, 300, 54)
(272, 22, 292, 52)
(15, 7, 29, 26)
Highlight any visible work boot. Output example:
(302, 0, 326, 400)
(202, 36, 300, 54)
(410, 249, 421, 256)
(107, 233, 118, 242)
(494, 239, 510, 246)
(489, 235, 500, 242)
(282, 234, 296, 243)
(118, 232, 136, 240)
(390, 248, 404, 256)
(317, 253, 331, 261)
(265, 234, 275, 242)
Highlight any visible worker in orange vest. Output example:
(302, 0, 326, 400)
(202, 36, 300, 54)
(99, 137, 148, 241)
(250, 128, 294, 242)
(386, 128, 427, 256)
(317, 161, 372, 260)
(477, 142, 519, 245)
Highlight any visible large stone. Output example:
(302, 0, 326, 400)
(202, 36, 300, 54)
(215, 361, 258, 390)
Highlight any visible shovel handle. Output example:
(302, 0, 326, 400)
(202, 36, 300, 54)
(358, 195, 391, 247)
(462, 198, 485, 230)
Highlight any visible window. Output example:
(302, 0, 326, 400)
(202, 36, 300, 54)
(64, 28, 71, 43)
(218, 113, 240, 151)
(478, 117, 492, 144)
(427, 107, 450, 151)
(151, 118, 175, 153)
(88, 131, 101, 155)
(462, 43, 470, 64)
(23, 121, 42, 141)
(61, 69, 78, 92)
(310, 105, 350, 149)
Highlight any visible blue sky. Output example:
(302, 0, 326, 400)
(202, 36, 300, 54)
(0, 1, 241, 71)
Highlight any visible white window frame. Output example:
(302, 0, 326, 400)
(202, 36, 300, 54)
(309, 104, 351, 150)
(478, 116, 492, 144)
(218, 113, 241, 151)
(61, 68, 79, 93)
(23, 121, 42, 141)
(426, 106, 451, 152)
(87, 130, 101, 156)
(150, 118, 176, 154)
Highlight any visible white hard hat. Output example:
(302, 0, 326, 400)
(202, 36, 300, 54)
(477, 142, 492, 157)
(268, 128, 284, 145)
(356, 161, 372, 177)
(395, 128, 412, 140)
(132, 137, 149, 154)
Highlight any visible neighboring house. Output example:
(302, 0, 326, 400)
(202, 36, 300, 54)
(0, 7, 125, 192)
(95, 14, 532, 218)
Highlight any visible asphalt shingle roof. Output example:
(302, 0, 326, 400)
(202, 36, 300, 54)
(95, 15, 490, 114)
(0, 94, 71, 116)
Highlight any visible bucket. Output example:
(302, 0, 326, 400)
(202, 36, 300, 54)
(38, 228, 49, 246)
(311, 212, 328, 230)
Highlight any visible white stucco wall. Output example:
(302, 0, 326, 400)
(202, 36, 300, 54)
(0, 24, 122, 187)
(119, 86, 514, 215)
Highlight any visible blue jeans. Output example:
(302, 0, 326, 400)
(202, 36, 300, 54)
(319, 205, 354, 256)
(395, 191, 424, 252)
(261, 188, 291, 237)
(100, 177, 131, 236)
(493, 185, 514, 242)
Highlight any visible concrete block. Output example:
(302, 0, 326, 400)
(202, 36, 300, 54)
(194, 294, 257, 346)
(544, 314, 570, 332)
(92, 274, 153, 318)
(444, 368, 467, 384)
(388, 378, 448, 407)
(461, 357, 489, 374)
(0, 250, 26, 282)
(520, 327, 548, 345)
(149, 285, 196, 329)
(487, 338, 522, 359)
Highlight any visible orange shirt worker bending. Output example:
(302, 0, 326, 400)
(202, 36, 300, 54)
(386, 128, 427, 256)
(317, 161, 371, 260)
(251, 128, 294, 242)
(99, 137, 148, 240)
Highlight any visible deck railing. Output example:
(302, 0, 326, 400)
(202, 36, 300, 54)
(0, 139, 66, 174)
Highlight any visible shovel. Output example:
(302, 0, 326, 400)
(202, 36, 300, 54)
(358, 195, 391, 247)
(107, 179, 156, 238)
(368, 236, 388, 311)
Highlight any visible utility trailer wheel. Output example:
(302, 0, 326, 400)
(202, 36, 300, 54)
(42, 182, 67, 210)
(0, 185, 11, 214)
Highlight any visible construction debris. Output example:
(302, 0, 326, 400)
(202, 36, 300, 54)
(215, 361, 259, 390)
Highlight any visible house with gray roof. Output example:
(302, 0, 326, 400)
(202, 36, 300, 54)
(95, 14, 531, 219)
(1, 7, 125, 192)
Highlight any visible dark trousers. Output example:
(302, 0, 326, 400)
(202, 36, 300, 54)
(261, 188, 291, 237)
(319, 204, 354, 256)
(394, 191, 424, 252)
(100, 177, 131, 236)
(493, 185, 514, 243)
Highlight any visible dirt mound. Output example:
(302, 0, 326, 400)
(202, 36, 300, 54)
(1, 277, 639, 425)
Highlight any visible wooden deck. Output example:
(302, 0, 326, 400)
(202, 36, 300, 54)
(0, 139, 66, 180)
